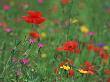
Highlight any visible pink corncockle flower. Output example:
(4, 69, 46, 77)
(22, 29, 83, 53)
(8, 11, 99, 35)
(3, 5, 11, 11)
(38, 43, 44, 48)
(87, 32, 96, 36)
(4, 27, 12, 33)
(37, 0, 44, 4)
(29, 38, 36, 44)
(0, 22, 4, 27)
(20, 58, 29, 65)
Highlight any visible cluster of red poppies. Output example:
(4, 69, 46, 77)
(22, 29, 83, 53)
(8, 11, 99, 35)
(22, 10, 46, 40)
(55, 39, 110, 78)
(29, 31, 40, 39)
(81, 61, 96, 75)
(87, 44, 109, 63)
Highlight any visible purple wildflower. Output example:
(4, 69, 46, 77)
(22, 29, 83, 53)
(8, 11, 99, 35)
(38, 43, 44, 48)
(4, 27, 12, 33)
(20, 58, 29, 65)
(88, 32, 96, 36)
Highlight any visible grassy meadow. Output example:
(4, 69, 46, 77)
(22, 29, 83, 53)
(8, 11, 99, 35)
(0, 0, 110, 82)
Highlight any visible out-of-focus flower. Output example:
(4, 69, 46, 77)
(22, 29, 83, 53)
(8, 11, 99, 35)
(87, 44, 94, 51)
(57, 41, 78, 52)
(37, 0, 44, 4)
(60, 65, 70, 71)
(78, 69, 88, 74)
(4, 27, 12, 33)
(3, 5, 11, 11)
(29, 38, 36, 44)
(68, 69, 74, 77)
(79, 61, 96, 75)
(41, 32, 46, 38)
(38, 43, 44, 48)
(96, 43, 105, 47)
(87, 32, 96, 36)
(22, 10, 46, 24)
(100, 52, 109, 62)
(0, 22, 4, 27)
(29, 31, 40, 39)
(103, 46, 109, 50)
(80, 25, 89, 33)
(20, 58, 29, 65)
(93, 47, 100, 53)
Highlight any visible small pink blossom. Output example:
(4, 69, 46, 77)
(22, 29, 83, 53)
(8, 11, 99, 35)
(4, 27, 12, 33)
(88, 32, 96, 36)
(20, 58, 29, 65)
(3, 5, 11, 11)
(37, 0, 44, 4)
(29, 38, 36, 44)
(0, 22, 4, 27)
(38, 43, 44, 48)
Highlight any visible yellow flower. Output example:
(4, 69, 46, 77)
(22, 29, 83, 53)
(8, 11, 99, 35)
(78, 69, 88, 74)
(103, 46, 109, 51)
(60, 65, 70, 71)
(41, 32, 46, 38)
(80, 25, 89, 33)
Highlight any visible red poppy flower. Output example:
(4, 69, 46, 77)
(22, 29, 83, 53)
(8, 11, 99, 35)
(22, 10, 46, 24)
(29, 31, 40, 39)
(27, 11, 42, 17)
(68, 69, 74, 77)
(100, 52, 109, 61)
(59, 62, 65, 67)
(93, 47, 100, 53)
(63, 41, 78, 51)
(57, 41, 78, 53)
(87, 44, 94, 51)
(85, 61, 91, 67)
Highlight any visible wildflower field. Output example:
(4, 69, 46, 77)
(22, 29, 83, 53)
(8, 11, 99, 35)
(0, 0, 110, 82)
